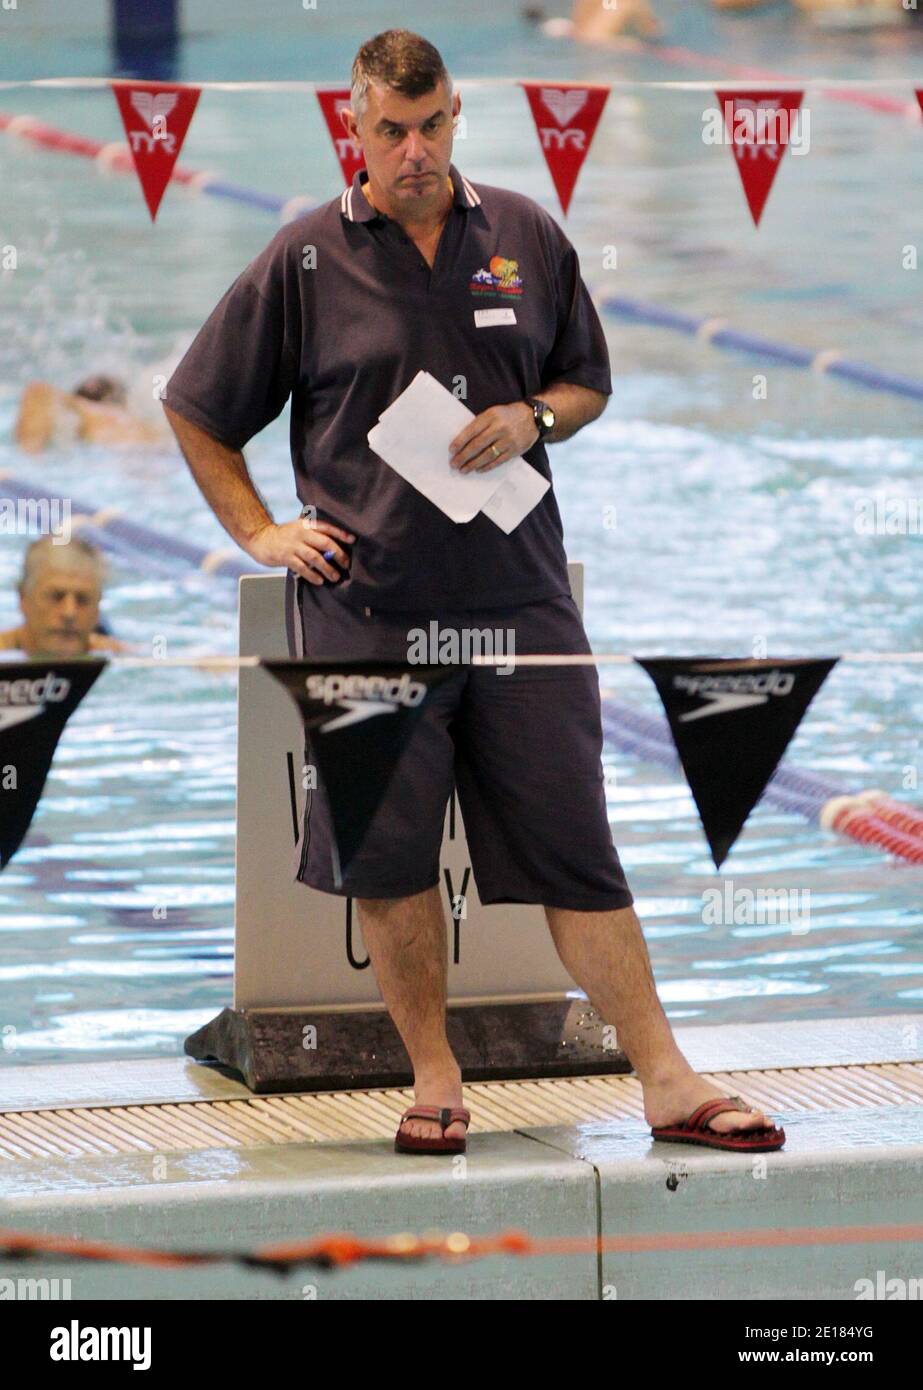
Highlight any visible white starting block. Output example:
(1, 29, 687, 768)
(185, 562, 630, 1091)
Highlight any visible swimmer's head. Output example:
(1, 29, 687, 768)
(17, 535, 108, 658)
(72, 374, 127, 406)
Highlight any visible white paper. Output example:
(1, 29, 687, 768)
(367, 371, 546, 530)
(374, 369, 430, 427)
(480, 459, 550, 534)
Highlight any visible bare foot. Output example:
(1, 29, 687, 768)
(398, 1064, 467, 1144)
(643, 1070, 775, 1136)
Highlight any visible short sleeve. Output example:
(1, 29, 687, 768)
(165, 265, 300, 451)
(541, 240, 612, 397)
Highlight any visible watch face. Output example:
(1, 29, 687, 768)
(540, 405, 555, 428)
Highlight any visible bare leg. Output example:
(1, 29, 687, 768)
(355, 885, 466, 1144)
(572, 0, 664, 39)
(545, 904, 773, 1135)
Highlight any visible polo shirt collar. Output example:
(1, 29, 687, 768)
(340, 162, 481, 224)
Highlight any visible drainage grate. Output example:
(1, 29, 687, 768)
(0, 1063, 921, 1161)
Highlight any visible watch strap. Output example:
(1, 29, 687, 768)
(527, 396, 554, 439)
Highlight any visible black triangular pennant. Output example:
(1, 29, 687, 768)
(635, 656, 839, 869)
(263, 659, 458, 887)
(0, 660, 107, 868)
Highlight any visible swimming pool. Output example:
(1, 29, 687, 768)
(1, 0, 922, 1065)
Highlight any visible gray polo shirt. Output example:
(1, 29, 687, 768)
(165, 162, 612, 611)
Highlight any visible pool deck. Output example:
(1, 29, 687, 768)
(1, 1014, 921, 1300)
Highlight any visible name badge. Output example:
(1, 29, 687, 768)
(474, 307, 517, 328)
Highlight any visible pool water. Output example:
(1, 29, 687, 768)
(1, 1, 921, 1065)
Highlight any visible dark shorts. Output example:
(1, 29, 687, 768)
(283, 575, 634, 912)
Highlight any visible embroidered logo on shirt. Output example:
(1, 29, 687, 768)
(469, 256, 523, 298)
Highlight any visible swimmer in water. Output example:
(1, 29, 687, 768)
(523, 0, 663, 40)
(13, 374, 168, 454)
(525, 0, 909, 36)
(712, 0, 906, 16)
(0, 535, 130, 658)
(788, 0, 905, 14)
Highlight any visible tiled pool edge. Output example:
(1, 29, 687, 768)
(0, 1014, 920, 1299)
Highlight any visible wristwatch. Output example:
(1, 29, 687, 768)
(526, 397, 555, 442)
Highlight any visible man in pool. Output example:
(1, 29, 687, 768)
(0, 535, 128, 658)
(712, 0, 906, 15)
(163, 29, 784, 1156)
(523, 0, 663, 40)
(529, 0, 906, 33)
(14, 375, 167, 453)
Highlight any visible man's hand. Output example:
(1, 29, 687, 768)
(448, 402, 538, 474)
(249, 517, 356, 585)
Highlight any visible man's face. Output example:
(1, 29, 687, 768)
(346, 79, 461, 213)
(19, 561, 102, 657)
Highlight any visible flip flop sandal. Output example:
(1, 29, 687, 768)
(394, 1105, 471, 1155)
(651, 1094, 786, 1153)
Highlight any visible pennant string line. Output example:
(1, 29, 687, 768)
(0, 77, 921, 93)
(5, 653, 914, 872)
(96, 652, 923, 670)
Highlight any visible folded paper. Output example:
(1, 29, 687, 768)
(368, 370, 548, 532)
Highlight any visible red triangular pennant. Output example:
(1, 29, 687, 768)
(520, 82, 609, 216)
(715, 89, 805, 227)
(916, 89, 923, 120)
(316, 88, 365, 187)
(111, 80, 201, 221)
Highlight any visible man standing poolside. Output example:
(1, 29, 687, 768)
(164, 29, 782, 1154)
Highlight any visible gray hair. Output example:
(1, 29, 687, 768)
(19, 535, 107, 595)
(350, 29, 453, 124)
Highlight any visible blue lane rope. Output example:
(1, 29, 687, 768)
(600, 700, 852, 826)
(604, 701, 849, 806)
(196, 177, 308, 217)
(68, 521, 189, 578)
(599, 295, 923, 404)
(0, 475, 269, 581)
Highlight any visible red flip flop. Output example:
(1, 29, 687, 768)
(394, 1105, 471, 1155)
(651, 1095, 786, 1153)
